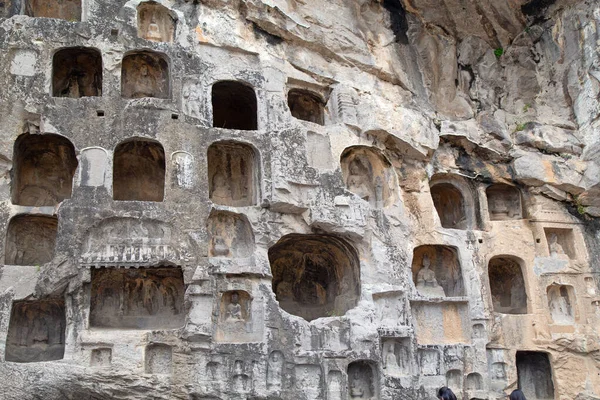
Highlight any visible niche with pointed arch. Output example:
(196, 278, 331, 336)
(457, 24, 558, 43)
(211, 81, 257, 130)
(121, 51, 169, 99)
(340, 146, 397, 208)
(113, 138, 165, 201)
(268, 234, 360, 321)
(52, 47, 102, 98)
(5, 214, 58, 266)
(137, 2, 176, 43)
(12, 133, 78, 206)
(207, 141, 257, 207)
(488, 256, 527, 314)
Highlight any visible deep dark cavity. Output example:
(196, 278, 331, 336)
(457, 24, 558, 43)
(382, 0, 409, 45)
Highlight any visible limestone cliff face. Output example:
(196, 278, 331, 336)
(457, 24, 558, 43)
(0, 0, 599, 399)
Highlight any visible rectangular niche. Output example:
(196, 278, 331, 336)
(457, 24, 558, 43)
(516, 351, 555, 399)
(25, 0, 81, 21)
(89, 267, 185, 329)
(411, 301, 469, 345)
(381, 337, 413, 376)
(145, 344, 172, 374)
(412, 245, 464, 298)
(5, 299, 66, 363)
(544, 228, 576, 259)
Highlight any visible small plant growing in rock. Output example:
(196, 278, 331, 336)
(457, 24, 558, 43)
(515, 123, 527, 132)
(523, 103, 532, 112)
(494, 47, 504, 59)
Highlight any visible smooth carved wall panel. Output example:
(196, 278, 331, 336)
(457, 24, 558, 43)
(207, 142, 257, 207)
(412, 245, 464, 298)
(5, 215, 58, 266)
(52, 47, 102, 98)
(25, 0, 81, 20)
(12, 133, 78, 206)
(137, 2, 175, 43)
(488, 256, 527, 314)
(288, 89, 325, 125)
(268, 234, 360, 321)
(89, 267, 185, 329)
(207, 211, 254, 258)
(340, 146, 397, 208)
(121, 51, 169, 99)
(113, 139, 165, 202)
(5, 299, 65, 363)
(211, 81, 257, 130)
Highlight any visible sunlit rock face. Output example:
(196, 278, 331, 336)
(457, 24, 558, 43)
(0, 0, 599, 399)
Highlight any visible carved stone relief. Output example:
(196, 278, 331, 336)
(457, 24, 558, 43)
(381, 338, 412, 376)
(486, 184, 523, 220)
(412, 245, 464, 297)
(288, 89, 325, 125)
(207, 141, 257, 207)
(419, 348, 440, 376)
(466, 372, 483, 391)
(207, 211, 254, 258)
(327, 370, 343, 400)
(267, 351, 284, 390)
(89, 267, 185, 329)
(5, 299, 65, 362)
(544, 228, 575, 259)
(52, 47, 102, 97)
(113, 139, 165, 202)
(171, 151, 194, 189)
(488, 256, 527, 314)
(182, 81, 202, 119)
(347, 361, 377, 399)
(5, 214, 58, 266)
(547, 284, 575, 324)
(121, 51, 169, 99)
(91, 348, 112, 367)
(79, 147, 109, 187)
(137, 2, 175, 43)
(516, 351, 555, 399)
(294, 364, 322, 399)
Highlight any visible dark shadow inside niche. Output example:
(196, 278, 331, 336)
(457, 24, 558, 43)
(137, 2, 176, 43)
(12, 133, 78, 206)
(5, 214, 58, 266)
(347, 360, 378, 399)
(207, 141, 257, 207)
(412, 245, 464, 297)
(89, 267, 185, 329)
(547, 284, 575, 325)
(516, 351, 555, 400)
(121, 51, 169, 99)
(340, 146, 397, 208)
(430, 182, 467, 229)
(268, 234, 360, 321)
(52, 47, 102, 98)
(145, 344, 172, 374)
(207, 211, 255, 258)
(544, 228, 576, 259)
(486, 183, 523, 220)
(113, 139, 165, 202)
(212, 81, 257, 130)
(488, 256, 527, 314)
(5, 298, 65, 362)
(219, 290, 251, 322)
(25, 0, 81, 20)
(288, 89, 325, 125)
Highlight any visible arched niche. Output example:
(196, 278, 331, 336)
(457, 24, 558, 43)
(113, 138, 165, 201)
(5, 298, 65, 362)
(207, 141, 257, 207)
(288, 88, 325, 125)
(52, 47, 102, 97)
(25, 0, 81, 20)
(446, 369, 463, 391)
(89, 266, 185, 329)
(12, 133, 78, 206)
(486, 183, 523, 220)
(347, 360, 379, 399)
(137, 2, 176, 43)
(430, 174, 478, 230)
(219, 290, 251, 323)
(5, 214, 58, 266)
(466, 373, 483, 391)
(516, 351, 555, 400)
(121, 51, 169, 99)
(211, 81, 257, 130)
(340, 146, 397, 208)
(488, 256, 528, 314)
(268, 234, 360, 321)
(412, 245, 464, 297)
(207, 211, 255, 258)
(547, 284, 575, 325)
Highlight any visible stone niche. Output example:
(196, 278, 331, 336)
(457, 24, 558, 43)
(347, 361, 379, 399)
(488, 256, 528, 314)
(381, 337, 413, 376)
(5, 299, 65, 363)
(466, 372, 484, 391)
(268, 234, 360, 321)
(516, 351, 555, 399)
(216, 290, 252, 342)
(25, 0, 81, 20)
(340, 146, 397, 208)
(547, 284, 575, 325)
(12, 133, 78, 206)
(288, 88, 325, 125)
(121, 51, 169, 99)
(89, 267, 185, 329)
(419, 348, 440, 376)
(544, 228, 575, 259)
(412, 245, 464, 298)
(113, 139, 165, 202)
(486, 183, 523, 221)
(52, 47, 102, 98)
(430, 181, 467, 230)
(137, 2, 176, 43)
(90, 348, 112, 367)
(207, 211, 254, 258)
(145, 344, 172, 374)
(211, 81, 257, 130)
(5, 214, 58, 266)
(207, 141, 257, 207)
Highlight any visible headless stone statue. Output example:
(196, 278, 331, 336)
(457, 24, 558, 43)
(416, 255, 445, 297)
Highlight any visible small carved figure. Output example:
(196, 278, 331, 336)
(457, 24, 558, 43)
(212, 235, 230, 257)
(548, 233, 566, 257)
(146, 20, 162, 41)
(347, 159, 371, 201)
(350, 371, 365, 398)
(226, 292, 243, 321)
(211, 172, 232, 203)
(416, 255, 445, 297)
(267, 351, 283, 389)
(133, 64, 157, 98)
(183, 83, 202, 118)
(384, 342, 399, 372)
